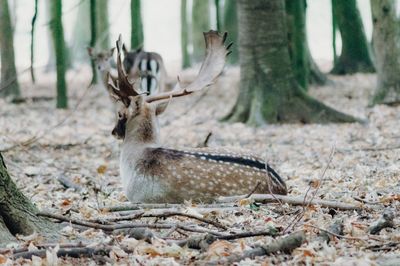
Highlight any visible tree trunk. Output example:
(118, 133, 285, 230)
(0, 153, 57, 247)
(30, 0, 38, 83)
(71, 0, 91, 62)
(215, 0, 221, 31)
(225, 0, 357, 125)
(131, 0, 144, 49)
(222, 0, 239, 65)
(331, 0, 375, 75)
(285, 0, 308, 90)
(192, 0, 210, 63)
(50, 0, 68, 109)
(89, 0, 97, 84)
(0, 0, 21, 99)
(96, 0, 110, 50)
(181, 0, 190, 68)
(371, 0, 400, 105)
(308, 45, 330, 86)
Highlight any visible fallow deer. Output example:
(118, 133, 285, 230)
(108, 31, 288, 203)
(122, 45, 169, 94)
(87, 47, 118, 91)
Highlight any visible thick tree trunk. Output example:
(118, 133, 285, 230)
(225, 0, 357, 125)
(96, 0, 110, 50)
(222, 0, 239, 65)
(331, 0, 375, 75)
(371, 0, 400, 105)
(50, 0, 68, 108)
(181, 0, 190, 68)
(0, 0, 21, 99)
(285, 0, 308, 90)
(0, 153, 57, 247)
(131, 0, 144, 49)
(192, 0, 210, 63)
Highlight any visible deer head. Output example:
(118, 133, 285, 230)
(87, 47, 115, 72)
(108, 31, 232, 142)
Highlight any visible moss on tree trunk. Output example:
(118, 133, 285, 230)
(131, 0, 144, 49)
(50, 0, 68, 109)
(371, 0, 400, 105)
(285, 0, 308, 90)
(222, 0, 239, 65)
(0, 153, 58, 247)
(0, 0, 21, 99)
(192, 0, 210, 63)
(225, 0, 358, 125)
(331, 0, 375, 75)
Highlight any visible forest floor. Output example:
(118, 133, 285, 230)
(0, 66, 399, 265)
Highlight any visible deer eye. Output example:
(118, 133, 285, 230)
(118, 112, 122, 118)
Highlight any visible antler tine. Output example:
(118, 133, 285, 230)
(145, 30, 231, 103)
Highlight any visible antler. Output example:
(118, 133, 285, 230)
(145, 30, 232, 103)
(107, 35, 140, 106)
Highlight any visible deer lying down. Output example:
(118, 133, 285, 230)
(108, 31, 288, 203)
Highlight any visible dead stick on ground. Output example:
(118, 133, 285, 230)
(37, 211, 225, 236)
(217, 194, 361, 211)
(313, 219, 344, 243)
(368, 210, 395, 235)
(91, 209, 227, 230)
(209, 231, 306, 265)
(101, 203, 236, 212)
(304, 224, 367, 242)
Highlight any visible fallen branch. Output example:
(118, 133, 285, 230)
(304, 224, 366, 242)
(57, 175, 83, 192)
(313, 219, 344, 243)
(217, 194, 361, 211)
(37, 211, 225, 236)
(101, 203, 235, 212)
(368, 210, 395, 235)
(91, 209, 227, 229)
(210, 231, 306, 264)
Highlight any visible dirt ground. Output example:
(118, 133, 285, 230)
(0, 66, 399, 265)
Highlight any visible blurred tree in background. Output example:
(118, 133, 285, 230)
(181, 0, 190, 68)
(131, 0, 144, 49)
(72, 0, 91, 62)
(0, 0, 20, 99)
(225, 0, 356, 125)
(371, 0, 400, 105)
(222, 0, 239, 65)
(192, 0, 210, 63)
(50, 0, 68, 108)
(331, 0, 374, 74)
(96, 0, 110, 49)
(89, 0, 97, 84)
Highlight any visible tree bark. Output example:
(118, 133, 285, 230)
(50, 0, 68, 109)
(222, 0, 239, 65)
(371, 0, 400, 105)
(0, 153, 58, 247)
(131, 0, 144, 49)
(225, 0, 357, 125)
(96, 0, 110, 50)
(0, 0, 21, 99)
(331, 0, 375, 75)
(285, 0, 308, 90)
(192, 0, 210, 63)
(181, 0, 191, 68)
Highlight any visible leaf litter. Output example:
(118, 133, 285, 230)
(0, 66, 399, 265)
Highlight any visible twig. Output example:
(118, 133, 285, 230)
(314, 219, 344, 243)
(368, 210, 395, 235)
(353, 196, 380, 205)
(217, 194, 361, 211)
(57, 175, 83, 192)
(210, 231, 306, 264)
(245, 182, 261, 198)
(304, 224, 366, 242)
(367, 242, 400, 251)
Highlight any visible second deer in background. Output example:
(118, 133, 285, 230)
(122, 45, 169, 94)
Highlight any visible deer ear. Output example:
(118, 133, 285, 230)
(155, 101, 169, 116)
(122, 44, 128, 55)
(87, 47, 94, 56)
(136, 46, 143, 53)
